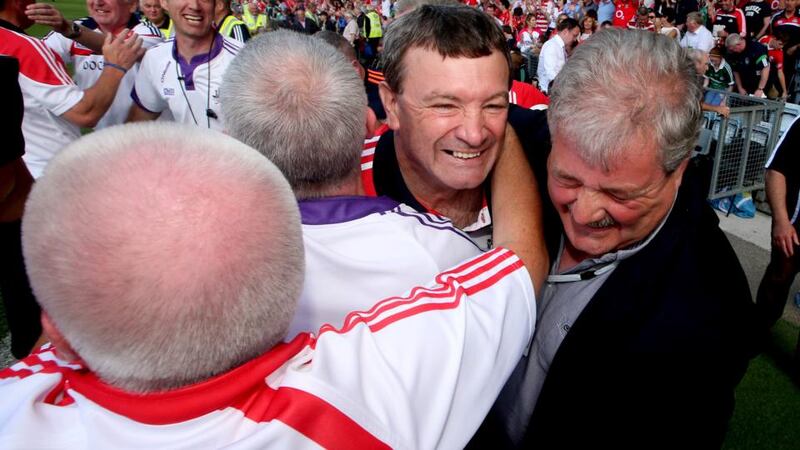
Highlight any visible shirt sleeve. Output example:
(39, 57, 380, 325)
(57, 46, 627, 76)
(16, 37, 83, 116)
(766, 117, 800, 174)
(133, 22, 164, 50)
(290, 248, 536, 449)
(42, 31, 74, 66)
(130, 52, 166, 114)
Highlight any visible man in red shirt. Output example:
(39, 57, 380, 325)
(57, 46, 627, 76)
(771, 0, 799, 100)
(759, 33, 790, 98)
(613, 0, 637, 28)
(628, 6, 656, 31)
(711, 0, 747, 39)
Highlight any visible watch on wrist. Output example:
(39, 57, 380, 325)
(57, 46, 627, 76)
(64, 22, 81, 39)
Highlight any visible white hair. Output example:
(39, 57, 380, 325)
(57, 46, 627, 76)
(548, 29, 702, 172)
(221, 31, 367, 198)
(22, 122, 304, 393)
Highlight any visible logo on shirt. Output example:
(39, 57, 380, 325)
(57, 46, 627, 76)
(163, 87, 175, 96)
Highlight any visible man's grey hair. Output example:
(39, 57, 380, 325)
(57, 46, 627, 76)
(381, 4, 510, 93)
(687, 48, 708, 66)
(548, 29, 702, 173)
(221, 31, 366, 198)
(22, 122, 304, 393)
(725, 32, 744, 48)
(686, 11, 703, 26)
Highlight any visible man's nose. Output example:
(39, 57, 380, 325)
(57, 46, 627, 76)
(569, 188, 608, 225)
(455, 109, 488, 148)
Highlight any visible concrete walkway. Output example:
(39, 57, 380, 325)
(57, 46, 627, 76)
(717, 210, 800, 325)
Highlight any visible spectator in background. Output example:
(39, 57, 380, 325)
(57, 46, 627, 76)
(1, 0, 143, 178)
(342, 10, 359, 44)
(518, 13, 542, 53)
(744, 0, 773, 40)
(537, 17, 580, 93)
(656, 7, 679, 38)
(140, 0, 172, 38)
(579, 14, 596, 41)
(704, 46, 735, 105)
(770, 0, 799, 101)
(680, 11, 715, 53)
(0, 56, 40, 359)
(318, 10, 337, 30)
(759, 32, 789, 99)
(214, 0, 251, 42)
(710, 0, 747, 41)
(582, 0, 598, 16)
(628, 5, 656, 30)
(291, 5, 320, 33)
(674, 0, 698, 30)
(726, 32, 770, 96)
(243, 0, 269, 34)
(563, 0, 582, 19)
(596, 0, 615, 24)
(612, 0, 636, 27)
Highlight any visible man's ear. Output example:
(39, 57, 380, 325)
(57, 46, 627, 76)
(41, 311, 82, 363)
(378, 81, 400, 131)
(365, 106, 379, 137)
(670, 158, 690, 189)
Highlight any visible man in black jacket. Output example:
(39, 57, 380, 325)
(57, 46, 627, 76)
(484, 29, 757, 448)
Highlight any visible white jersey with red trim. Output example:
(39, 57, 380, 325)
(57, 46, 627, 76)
(0, 248, 535, 449)
(43, 17, 163, 129)
(131, 34, 240, 131)
(0, 27, 83, 179)
(290, 196, 483, 337)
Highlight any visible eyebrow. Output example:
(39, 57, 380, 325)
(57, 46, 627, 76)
(551, 167, 654, 198)
(422, 92, 509, 103)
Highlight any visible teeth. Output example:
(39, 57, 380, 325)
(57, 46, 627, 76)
(184, 15, 202, 22)
(452, 151, 481, 159)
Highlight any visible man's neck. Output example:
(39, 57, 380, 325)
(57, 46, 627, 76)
(0, 11, 23, 28)
(175, 33, 216, 61)
(97, 17, 131, 35)
(559, 241, 590, 272)
(395, 149, 484, 228)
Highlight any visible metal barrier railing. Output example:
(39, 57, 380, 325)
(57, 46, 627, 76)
(699, 89, 785, 200)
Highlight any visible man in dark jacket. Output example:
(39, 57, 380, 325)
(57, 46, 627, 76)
(483, 29, 757, 449)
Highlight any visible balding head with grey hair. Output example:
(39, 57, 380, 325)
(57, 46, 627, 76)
(22, 122, 304, 393)
(221, 31, 367, 198)
(548, 29, 702, 172)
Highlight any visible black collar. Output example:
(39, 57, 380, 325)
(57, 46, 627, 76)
(0, 18, 26, 34)
(372, 129, 427, 213)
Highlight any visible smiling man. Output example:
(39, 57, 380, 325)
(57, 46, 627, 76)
(363, 5, 548, 267)
(37, 0, 162, 129)
(127, 0, 241, 130)
(483, 30, 757, 448)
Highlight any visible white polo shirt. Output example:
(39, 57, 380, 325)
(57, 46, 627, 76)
(0, 26, 83, 179)
(537, 34, 567, 94)
(131, 34, 241, 131)
(679, 25, 715, 53)
(289, 196, 483, 337)
(44, 16, 163, 129)
(0, 248, 535, 449)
